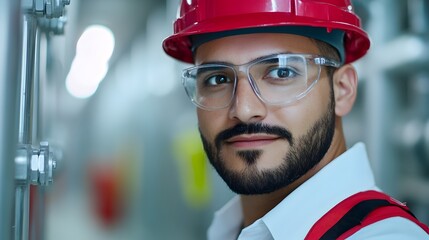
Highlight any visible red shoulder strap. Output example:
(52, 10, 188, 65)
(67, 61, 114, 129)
(305, 190, 429, 240)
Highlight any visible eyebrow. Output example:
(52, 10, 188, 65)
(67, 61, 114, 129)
(198, 51, 293, 66)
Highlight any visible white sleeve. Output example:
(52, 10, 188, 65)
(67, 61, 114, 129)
(347, 217, 429, 240)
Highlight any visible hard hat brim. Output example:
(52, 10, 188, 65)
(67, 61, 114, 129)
(163, 13, 370, 64)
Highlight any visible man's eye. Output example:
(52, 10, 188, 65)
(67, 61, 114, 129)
(266, 67, 298, 79)
(205, 75, 231, 86)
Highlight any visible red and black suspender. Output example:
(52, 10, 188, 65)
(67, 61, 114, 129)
(305, 191, 429, 239)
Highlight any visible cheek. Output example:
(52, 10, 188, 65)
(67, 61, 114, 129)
(197, 110, 224, 140)
(272, 107, 310, 137)
(272, 90, 329, 136)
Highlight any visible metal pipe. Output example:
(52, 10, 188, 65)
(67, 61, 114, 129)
(18, 14, 37, 145)
(32, 26, 41, 145)
(30, 23, 44, 240)
(15, 186, 30, 240)
(13, 1, 70, 239)
(16, 13, 38, 240)
(0, 1, 22, 239)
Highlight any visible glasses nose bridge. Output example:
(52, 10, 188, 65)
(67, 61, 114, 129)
(233, 64, 250, 79)
(232, 63, 260, 100)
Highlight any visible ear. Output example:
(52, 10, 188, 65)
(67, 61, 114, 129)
(333, 64, 358, 117)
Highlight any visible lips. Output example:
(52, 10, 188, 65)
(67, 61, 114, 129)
(214, 123, 293, 150)
(225, 134, 280, 148)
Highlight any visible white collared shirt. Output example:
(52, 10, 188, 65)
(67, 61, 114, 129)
(207, 143, 428, 239)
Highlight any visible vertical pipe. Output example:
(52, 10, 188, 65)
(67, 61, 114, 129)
(30, 26, 45, 240)
(365, 0, 403, 195)
(15, 187, 30, 240)
(408, 0, 428, 34)
(16, 13, 38, 240)
(18, 15, 37, 145)
(0, 1, 22, 240)
(32, 27, 41, 145)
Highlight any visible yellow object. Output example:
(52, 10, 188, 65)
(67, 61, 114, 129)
(173, 129, 211, 208)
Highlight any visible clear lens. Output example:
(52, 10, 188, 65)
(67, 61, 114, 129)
(183, 65, 236, 110)
(182, 54, 336, 110)
(249, 55, 312, 104)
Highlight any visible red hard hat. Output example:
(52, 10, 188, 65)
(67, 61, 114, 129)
(163, 0, 370, 64)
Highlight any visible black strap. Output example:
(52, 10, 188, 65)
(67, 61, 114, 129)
(320, 199, 393, 240)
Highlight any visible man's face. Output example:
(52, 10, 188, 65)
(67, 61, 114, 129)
(195, 33, 336, 195)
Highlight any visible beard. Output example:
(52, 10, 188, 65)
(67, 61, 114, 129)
(200, 93, 336, 195)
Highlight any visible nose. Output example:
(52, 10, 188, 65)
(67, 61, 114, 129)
(228, 75, 267, 122)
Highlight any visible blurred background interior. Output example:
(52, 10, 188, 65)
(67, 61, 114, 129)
(1, 0, 429, 239)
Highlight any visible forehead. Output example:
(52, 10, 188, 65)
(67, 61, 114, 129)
(194, 33, 321, 65)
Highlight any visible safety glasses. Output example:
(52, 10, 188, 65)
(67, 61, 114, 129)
(182, 53, 340, 110)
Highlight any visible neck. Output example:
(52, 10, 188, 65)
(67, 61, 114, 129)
(239, 177, 304, 227)
(240, 117, 347, 227)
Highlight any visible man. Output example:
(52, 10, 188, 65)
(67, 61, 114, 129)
(163, 0, 429, 239)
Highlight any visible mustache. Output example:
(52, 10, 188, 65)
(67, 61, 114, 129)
(215, 123, 293, 149)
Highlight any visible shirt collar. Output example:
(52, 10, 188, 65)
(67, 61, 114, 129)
(208, 196, 243, 240)
(208, 143, 378, 240)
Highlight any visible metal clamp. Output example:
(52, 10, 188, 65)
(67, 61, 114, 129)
(15, 142, 57, 186)
(22, 0, 71, 18)
(38, 16, 68, 35)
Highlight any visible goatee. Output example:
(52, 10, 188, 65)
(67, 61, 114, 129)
(200, 96, 335, 195)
